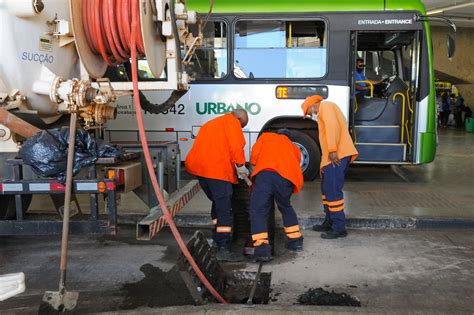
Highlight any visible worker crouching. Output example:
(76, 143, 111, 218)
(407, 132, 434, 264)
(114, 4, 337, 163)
(185, 109, 250, 262)
(249, 129, 304, 262)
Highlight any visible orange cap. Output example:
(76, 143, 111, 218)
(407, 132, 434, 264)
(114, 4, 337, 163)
(301, 95, 324, 118)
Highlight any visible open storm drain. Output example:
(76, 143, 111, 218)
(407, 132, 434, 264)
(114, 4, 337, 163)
(177, 230, 271, 305)
(298, 288, 361, 307)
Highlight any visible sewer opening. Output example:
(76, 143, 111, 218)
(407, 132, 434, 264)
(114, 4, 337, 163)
(223, 270, 272, 304)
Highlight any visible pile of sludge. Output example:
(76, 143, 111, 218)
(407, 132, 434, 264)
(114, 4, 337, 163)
(298, 287, 361, 307)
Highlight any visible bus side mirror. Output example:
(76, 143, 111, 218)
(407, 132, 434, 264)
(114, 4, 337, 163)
(447, 34, 455, 59)
(413, 14, 457, 60)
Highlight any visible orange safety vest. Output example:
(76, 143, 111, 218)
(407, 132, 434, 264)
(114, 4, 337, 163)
(250, 133, 304, 193)
(317, 101, 358, 169)
(185, 113, 246, 184)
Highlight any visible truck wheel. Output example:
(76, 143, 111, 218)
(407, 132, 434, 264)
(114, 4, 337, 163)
(291, 131, 321, 181)
(0, 195, 32, 220)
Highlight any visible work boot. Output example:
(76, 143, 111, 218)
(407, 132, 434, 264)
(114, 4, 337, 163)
(313, 218, 332, 232)
(254, 243, 272, 262)
(286, 237, 304, 252)
(321, 229, 348, 239)
(216, 247, 243, 262)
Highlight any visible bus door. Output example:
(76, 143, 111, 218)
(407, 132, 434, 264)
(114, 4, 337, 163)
(350, 30, 421, 163)
(348, 32, 358, 134)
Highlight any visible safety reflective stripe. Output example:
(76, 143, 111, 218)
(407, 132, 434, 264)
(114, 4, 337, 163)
(216, 226, 232, 233)
(29, 183, 50, 191)
(327, 199, 344, 207)
(329, 205, 345, 212)
(2, 183, 23, 192)
(322, 194, 328, 205)
(287, 231, 302, 239)
(284, 225, 300, 233)
(252, 232, 269, 241)
(211, 218, 218, 225)
(76, 182, 98, 191)
(252, 232, 269, 246)
(254, 239, 269, 246)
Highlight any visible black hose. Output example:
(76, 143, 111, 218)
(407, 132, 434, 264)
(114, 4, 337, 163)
(124, 62, 188, 114)
(136, 1, 186, 114)
(139, 89, 187, 114)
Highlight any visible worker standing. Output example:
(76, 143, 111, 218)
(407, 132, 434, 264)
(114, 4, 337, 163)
(249, 129, 304, 262)
(185, 109, 249, 261)
(301, 95, 358, 239)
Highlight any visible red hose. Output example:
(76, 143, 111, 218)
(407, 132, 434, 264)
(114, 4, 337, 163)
(82, 0, 228, 304)
(83, 0, 145, 66)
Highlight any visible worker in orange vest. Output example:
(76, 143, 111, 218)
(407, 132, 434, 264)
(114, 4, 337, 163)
(185, 109, 249, 261)
(249, 129, 304, 262)
(301, 95, 358, 239)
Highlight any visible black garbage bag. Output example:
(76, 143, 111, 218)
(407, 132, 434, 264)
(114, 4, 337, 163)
(19, 127, 123, 182)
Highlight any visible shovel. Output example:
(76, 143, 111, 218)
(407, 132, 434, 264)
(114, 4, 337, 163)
(245, 261, 263, 305)
(42, 112, 79, 311)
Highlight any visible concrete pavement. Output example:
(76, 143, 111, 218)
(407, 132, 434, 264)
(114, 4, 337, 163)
(1, 227, 473, 313)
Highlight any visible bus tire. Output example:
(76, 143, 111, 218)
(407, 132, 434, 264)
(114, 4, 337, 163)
(0, 195, 32, 220)
(291, 130, 321, 181)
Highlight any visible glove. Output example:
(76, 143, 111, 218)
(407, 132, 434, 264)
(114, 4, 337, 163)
(235, 164, 250, 179)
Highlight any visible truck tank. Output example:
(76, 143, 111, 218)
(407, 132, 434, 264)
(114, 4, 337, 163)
(0, 0, 79, 123)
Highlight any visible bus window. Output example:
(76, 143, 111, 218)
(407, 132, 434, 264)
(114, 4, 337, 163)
(233, 20, 326, 79)
(184, 21, 228, 80)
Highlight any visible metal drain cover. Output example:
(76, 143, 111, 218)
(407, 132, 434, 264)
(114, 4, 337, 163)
(177, 231, 226, 304)
(177, 230, 272, 305)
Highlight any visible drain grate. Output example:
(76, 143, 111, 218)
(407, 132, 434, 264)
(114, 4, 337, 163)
(177, 231, 226, 304)
(358, 191, 463, 209)
(177, 230, 271, 305)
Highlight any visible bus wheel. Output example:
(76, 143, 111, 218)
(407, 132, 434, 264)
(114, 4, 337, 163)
(291, 131, 321, 181)
(0, 195, 32, 220)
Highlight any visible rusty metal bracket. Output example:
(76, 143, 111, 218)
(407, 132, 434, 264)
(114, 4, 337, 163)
(136, 180, 200, 240)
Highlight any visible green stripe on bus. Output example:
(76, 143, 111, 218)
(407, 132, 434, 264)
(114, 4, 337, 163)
(420, 132, 436, 163)
(187, 0, 427, 14)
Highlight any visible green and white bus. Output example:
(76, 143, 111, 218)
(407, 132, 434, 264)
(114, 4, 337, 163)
(107, 0, 443, 180)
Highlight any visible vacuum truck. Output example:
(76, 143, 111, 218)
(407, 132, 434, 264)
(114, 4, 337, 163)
(0, 0, 205, 234)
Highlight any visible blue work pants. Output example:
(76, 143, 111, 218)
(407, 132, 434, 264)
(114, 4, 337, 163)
(250, 171, 302, 256)
(321, 157, 350, 232)
(198, 177, 233, 248)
